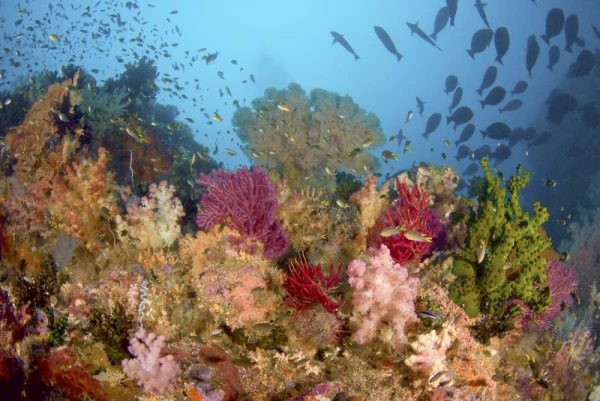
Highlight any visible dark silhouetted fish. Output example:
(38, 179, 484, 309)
(508, 127, 525, 147)
(526, 34, 540, 78)
(447, 106, 473, 130)
(477, 66, 497, 96)
(445, 75, 459, 94)
(490, 144, 511, 166)
(522, 127, 537, 141)
(431, 6, 450, 40)
(455, 124, 475, 145)
(374, 26, 403, 61)
(548, 45, 560, 71)
(330, 31, 360, 60)
(579, 101, 599, 128)
(511, 80, 528, 96)
(480, 86, 506, 109)
(467, 28, 494, 59)
(499, 99, 523, 113)
(446, 0, 458, 26)
(422, 113, 442, 138)
(481, 122, 511, 140)
(463, 162, 480, 176)
(541, 8, 565, 45)
(547, 92, 578, 124)
(407, 22, 442, 51)
(473, 144, 491, 160)
(449, 87, 463, 112)
(527, 131, 551, 148)
(564, 14, 584, 53)
(567, 49, 595, 78)
(456, 144, 471, 160)
(494, 27, 510, 64)
(474, 0, 491, 29)
(593, 25, 600, 40)
(416, 96, 426, 116)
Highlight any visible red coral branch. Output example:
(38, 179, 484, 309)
(283, 254, 342, 314)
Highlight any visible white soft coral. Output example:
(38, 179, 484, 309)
(405, 323, 457, 378)
(347, 244, 420, 352)
(121, 328, 180, 395)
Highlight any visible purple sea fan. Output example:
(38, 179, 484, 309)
(196, 166, 288, 259)
(517, 260, 578, 332)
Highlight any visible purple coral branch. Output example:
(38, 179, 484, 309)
(196, 166, 288, 259)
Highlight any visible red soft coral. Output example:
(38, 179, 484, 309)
(368, 181, 443, 265)
(283, 255, 342, 314)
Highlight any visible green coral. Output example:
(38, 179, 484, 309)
(88, 302, 135, 364)
(449, 158, 551, 342)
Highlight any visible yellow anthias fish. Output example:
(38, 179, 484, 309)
(212, 112, 223, 122)
(277, 102, 292, 112)
(477, 240, 487, 264)
(380, 226, 404, 237)
(402, 229, 432, 243)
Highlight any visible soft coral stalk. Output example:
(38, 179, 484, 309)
(196, 166, 288, 259)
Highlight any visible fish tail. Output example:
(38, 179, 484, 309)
(467, 49, 475, 59)
(495, 56, 503, 65)
(480, 100, 486, 109)
(446, 116, 451, 124)
(354, 53, 360, 61)
(422, 132, 429, 139)
(396, 53, 403, 61)
(541, 34, 549, 45)
(480, 129, 487, 137)
(430, 32, 437, 40)
(547, 64, 553, 71)
(476, 88, 483, 96)
(565, 44, 572, 53)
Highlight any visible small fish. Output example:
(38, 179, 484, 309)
(48, 33, 60, 42)
(403, 230, 432, 243)
(477, 240, 487, 263)
(277, 103, 292, 112)
(225, 147, 237, 156)
(212, 112, 223, 122)
(382, 150, 399, 161)
(325, 166, 336, 176)
(380, 226, 404, 237)
(403, 140, 412, 155)
(545, 179, 557, 188)
(419, 310, 443, 320)
(336, 199, 351, 208)
(556, 218, 567, 226)
(559, 252, 569, 261)
(362, 138, 374, 148)
(405, 110, 414, 123)
(429, 370, 446, 383)
(3, 98, 11, 106)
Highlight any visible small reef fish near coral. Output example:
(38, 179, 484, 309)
(0, 1, 600, 401)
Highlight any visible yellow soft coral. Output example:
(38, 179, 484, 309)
(349, 174, 390, 252)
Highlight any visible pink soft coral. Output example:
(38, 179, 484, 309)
(347, 244, 419, 352)
(368, 181, 443, 265)
(121, 328, 180, 395)
(196, 166, 288, 259)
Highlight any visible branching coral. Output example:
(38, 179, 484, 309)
(116, 181, 184, 250)
(347, 244, 419, 352)
(232, 82, 384, 188)
(121, 328, 180, 395)
(196, 166, 288, 259)
(368, 180, 444, 265)
(449, 158, 552, 342)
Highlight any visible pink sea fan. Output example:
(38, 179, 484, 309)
(368, 181, 443, 265)
(347, 244, 420, 352)
(196, 166, 288, 259)
(517, 260, 578, 331)
(121, 328, 180, 395)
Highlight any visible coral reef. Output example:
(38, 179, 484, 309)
(404, 323, 456, 378)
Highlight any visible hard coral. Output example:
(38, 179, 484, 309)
(196, 166, 288, 259)
(347, 244, 419, 352)
(368, 180, 443, 265)
(283, 255, 342, 314)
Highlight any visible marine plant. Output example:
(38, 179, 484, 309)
(449, 158, 552, 342)
(196, 165, 288, 259)
(232, 82, 385, 189)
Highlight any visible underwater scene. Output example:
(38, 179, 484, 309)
(1, 0, 600, 400)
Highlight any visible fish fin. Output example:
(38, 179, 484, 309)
(495, 56, 503, 65)
(396, 53, 403, 61)
(565, 45, 572, 53)
(480, 130, 487, 137)
(446, 116, 451, 124)
(576, 37, 585, 47)
(430, 32, 437, 40)
(354, 54, 360, 61)
(541, 34, 548, 45)
(547, 64, 553, 71)
(480, 100, 486, 109)
(422, 132, 429, 139)
(467, 49, 475, 59)
(476, 88, 483, 96)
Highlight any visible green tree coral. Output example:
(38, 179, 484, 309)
(449, 158, 551, 342)
(232, 83, 384, 189)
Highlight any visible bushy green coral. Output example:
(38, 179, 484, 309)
(449, 158, 551, 342)
(88, 302, 135, 364)
(232, 82, 384, 189)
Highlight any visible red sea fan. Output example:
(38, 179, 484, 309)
(368, 181, 443, 265)
(283, 255, 342, 314)
(196, 166, 288, 259)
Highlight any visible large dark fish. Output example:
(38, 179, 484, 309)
(564, 14, 585, 53)
(511, 80, 528, 96)
(494, 27, 510, 64)
(480, 86, 506, 109)
(522, 127, 537, 141)
(456, 144, 471, 160)
(407, 22, 442, 51)
(579, 101, 599, 128)
(567, 49, 595, 78)
(526, 34, 540, 78)
(474, 0, 491, 29)
(467, 29, 494, 59)
(447, 106, 473, 130)
(508, 127, 526, 147)
(446, 0, 458, 26)
(449, 87, 463, 112)
(463, 163, 480, 176)
(527, 131, 551, 148)
(455, 124, 475, 145)
(547, 91, 578, 125)
(473, 144, 491, 160)
(548, 45, 560, 71)
(490, 144, 512, 166)
(481, 122, 511, 140)
(477, 66, 498, 96)
(416, 96, 426, 116)
(499, 99, 523, 114)
(374, 26, 403, 61)
(445, 74, 459, 94)
(541, 8, 565, 45)
(422, 113, 442, 138)
(430, 6, 450, 41)
(330, 31, 360, 60)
